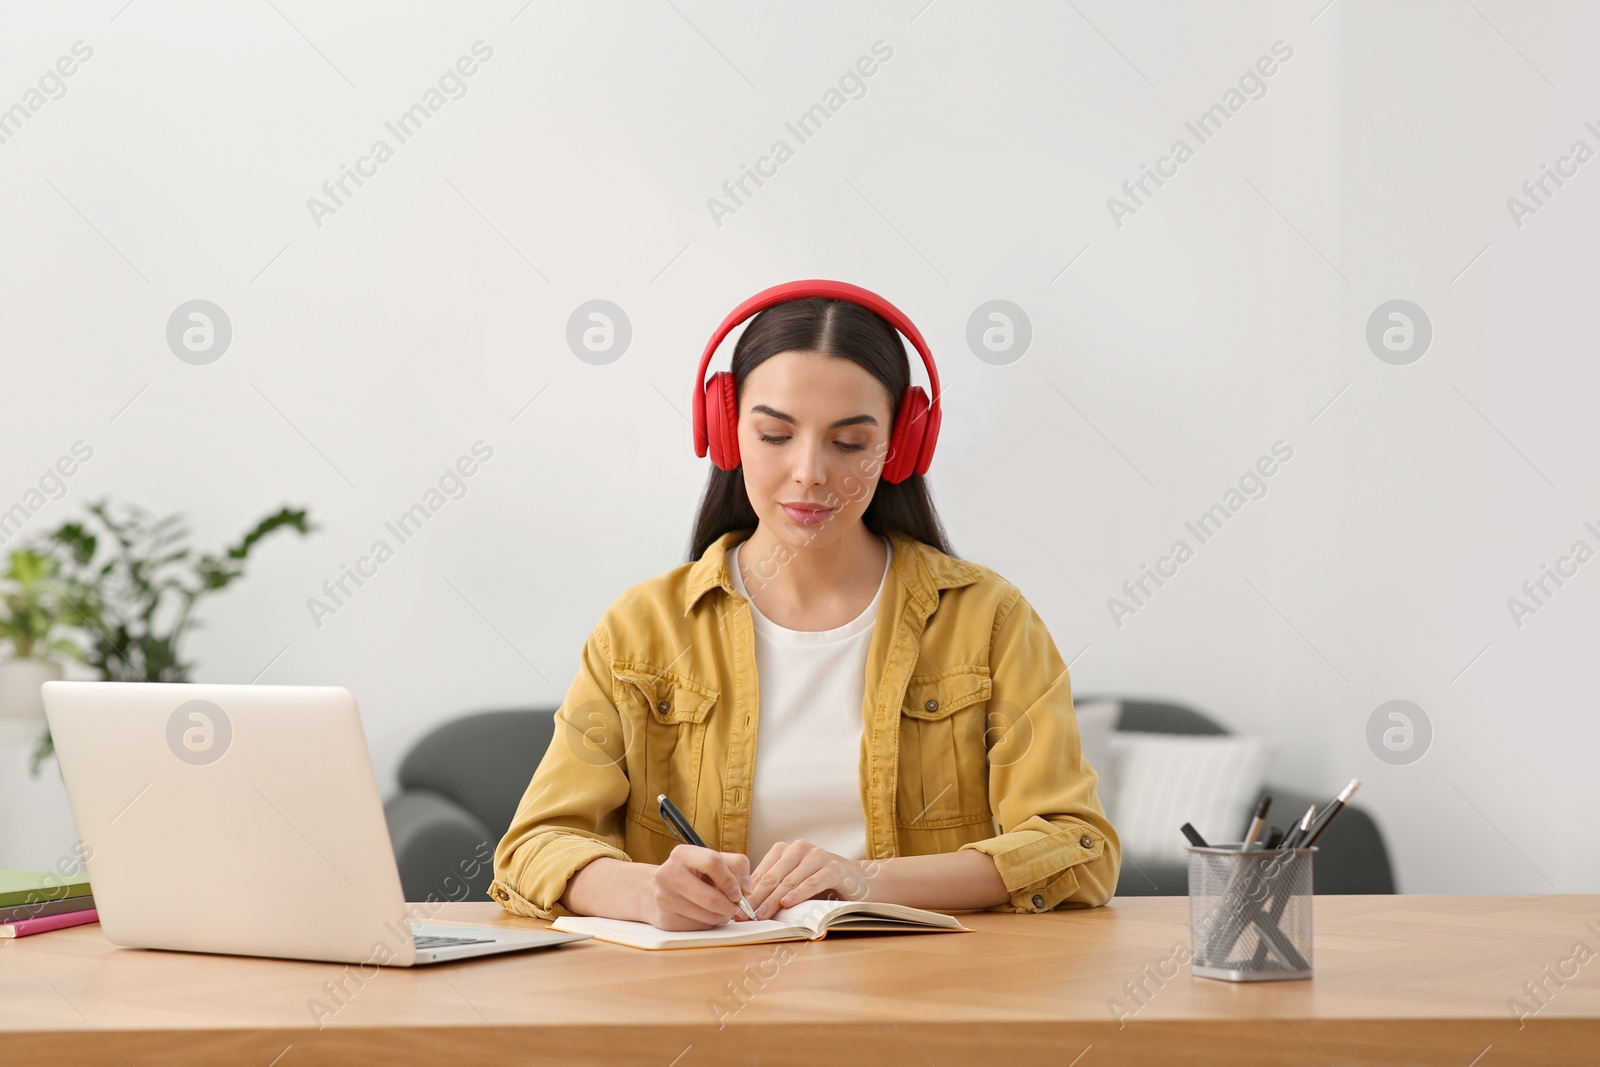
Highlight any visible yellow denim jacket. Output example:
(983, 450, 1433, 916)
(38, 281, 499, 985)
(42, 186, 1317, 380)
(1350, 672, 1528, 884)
(489, 527, 1121, 920)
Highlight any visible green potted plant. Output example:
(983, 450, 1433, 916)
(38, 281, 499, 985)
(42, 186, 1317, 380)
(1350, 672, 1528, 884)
(0, 548, 92, 721)
(26, 498, 316, 772)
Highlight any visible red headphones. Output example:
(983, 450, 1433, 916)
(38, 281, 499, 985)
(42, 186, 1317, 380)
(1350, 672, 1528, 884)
(691, 279, 942, 484)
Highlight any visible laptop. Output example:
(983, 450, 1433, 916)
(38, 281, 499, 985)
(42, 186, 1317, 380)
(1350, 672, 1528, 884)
(42, 680, 591, 966)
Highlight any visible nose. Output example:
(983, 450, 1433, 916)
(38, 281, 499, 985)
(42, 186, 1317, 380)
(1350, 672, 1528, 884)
(791, 435, 826, 489)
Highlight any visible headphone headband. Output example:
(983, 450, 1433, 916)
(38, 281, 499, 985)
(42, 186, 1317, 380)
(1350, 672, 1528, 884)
(691, 279, 941, 466)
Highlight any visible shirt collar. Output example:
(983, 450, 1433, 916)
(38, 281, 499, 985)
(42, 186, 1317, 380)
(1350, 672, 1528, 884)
(683, 527, 984, 616)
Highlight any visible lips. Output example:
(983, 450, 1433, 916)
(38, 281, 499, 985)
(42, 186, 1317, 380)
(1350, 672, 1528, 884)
(781, 503, 834, 525)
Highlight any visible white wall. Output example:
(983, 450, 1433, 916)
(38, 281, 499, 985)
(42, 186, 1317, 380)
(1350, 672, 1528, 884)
(2, 1, 1593, 893)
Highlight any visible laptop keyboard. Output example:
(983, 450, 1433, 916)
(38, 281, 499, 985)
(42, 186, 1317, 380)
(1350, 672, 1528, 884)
(413, 933, 497, 950)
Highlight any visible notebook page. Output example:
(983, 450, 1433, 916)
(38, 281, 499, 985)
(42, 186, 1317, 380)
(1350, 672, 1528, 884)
(770, 898, 969, 935)
(550, 914, 806, 949)
(769, 898, 851, 936)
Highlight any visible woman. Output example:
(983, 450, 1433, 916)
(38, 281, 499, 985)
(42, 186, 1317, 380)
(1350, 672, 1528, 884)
(490, 280, 1119, 931)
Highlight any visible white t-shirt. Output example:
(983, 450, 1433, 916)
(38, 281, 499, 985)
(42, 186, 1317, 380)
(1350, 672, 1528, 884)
(728, 536, 892, 864)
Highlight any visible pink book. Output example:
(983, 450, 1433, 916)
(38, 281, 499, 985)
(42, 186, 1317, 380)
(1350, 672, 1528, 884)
(0, 908, 98, 938)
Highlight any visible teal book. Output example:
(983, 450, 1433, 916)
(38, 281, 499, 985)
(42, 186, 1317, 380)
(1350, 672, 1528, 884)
(0, 869, 92, 909)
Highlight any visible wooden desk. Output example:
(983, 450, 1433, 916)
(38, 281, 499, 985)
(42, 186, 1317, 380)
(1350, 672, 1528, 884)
(3, 895, 1598, 1065)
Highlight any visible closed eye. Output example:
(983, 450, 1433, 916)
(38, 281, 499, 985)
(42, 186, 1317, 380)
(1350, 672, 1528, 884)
(758, 434, 865, 452)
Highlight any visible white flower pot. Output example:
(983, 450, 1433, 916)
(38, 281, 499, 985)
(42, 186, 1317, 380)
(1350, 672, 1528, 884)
(0, 658, 64, 720)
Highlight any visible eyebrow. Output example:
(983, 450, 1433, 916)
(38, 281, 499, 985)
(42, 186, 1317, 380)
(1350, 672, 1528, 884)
(750, 404, 878, 429)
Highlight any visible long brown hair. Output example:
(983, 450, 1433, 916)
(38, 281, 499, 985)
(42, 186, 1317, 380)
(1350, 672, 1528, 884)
(688, 296, 956, 562)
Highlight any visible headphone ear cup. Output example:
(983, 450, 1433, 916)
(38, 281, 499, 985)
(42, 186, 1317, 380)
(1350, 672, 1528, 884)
(914, 393, 940, 477)
(883, 386, 930, 484)
(704, 371, 741, 471)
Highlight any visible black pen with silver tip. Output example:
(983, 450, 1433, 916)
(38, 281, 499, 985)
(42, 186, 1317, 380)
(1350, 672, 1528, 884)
(1300, 779, 1361, 849)
(1280, 804, 1316, 850)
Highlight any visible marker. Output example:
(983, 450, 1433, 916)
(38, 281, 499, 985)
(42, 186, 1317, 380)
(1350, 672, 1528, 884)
(1181, 822, 1209, 848)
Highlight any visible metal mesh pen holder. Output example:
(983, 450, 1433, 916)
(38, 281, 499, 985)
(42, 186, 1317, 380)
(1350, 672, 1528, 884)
(1186, 844, 1315, 982)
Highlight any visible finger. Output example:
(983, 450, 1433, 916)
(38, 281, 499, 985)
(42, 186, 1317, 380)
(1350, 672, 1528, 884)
(728, 851, 753, 892)
(724, 853, 757, 917)
(667, 847, 742, 919)
(772, 869, 838, 911)
(748, 845, 782, 890)
(750, 841, 808, 890)
(660, 894, 732, 930)
(689, 849, 751, 905)
(746, 848, 799, 911)
(652, 861, 731, 929)
(672, 843, 728, 883)
(665, 865, 739, 925)
(719, 851, 755, 901)
(756, 856, 822, 919)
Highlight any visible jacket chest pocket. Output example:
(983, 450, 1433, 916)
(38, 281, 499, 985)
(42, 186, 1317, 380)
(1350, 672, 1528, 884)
(897, 665, 993, 829)
(614, 664, 719, 827)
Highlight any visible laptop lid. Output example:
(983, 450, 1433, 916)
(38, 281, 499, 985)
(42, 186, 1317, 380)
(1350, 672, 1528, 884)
(43, 680, 421, 966)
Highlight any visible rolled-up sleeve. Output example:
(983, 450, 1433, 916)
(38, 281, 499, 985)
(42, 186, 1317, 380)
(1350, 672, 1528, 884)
(957, 589, 1122, 912)
(489, 623, 634, 920)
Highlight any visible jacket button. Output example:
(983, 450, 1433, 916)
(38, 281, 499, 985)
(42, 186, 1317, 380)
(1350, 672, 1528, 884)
(1080, 835, 1095, 850)
(924, 699, 939, 712)
(1032, 894, 1045, 909)
(657, 700, 671, 713)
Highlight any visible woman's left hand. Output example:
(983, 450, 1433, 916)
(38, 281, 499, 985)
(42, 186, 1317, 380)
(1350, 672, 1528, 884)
(744, 839, 876, 919)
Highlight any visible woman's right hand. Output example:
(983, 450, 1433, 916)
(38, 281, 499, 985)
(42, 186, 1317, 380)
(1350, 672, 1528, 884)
(643, 844, 754, 930)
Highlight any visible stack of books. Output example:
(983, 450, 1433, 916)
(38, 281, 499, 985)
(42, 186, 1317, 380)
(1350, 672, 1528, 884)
(0, 868, 97, 938)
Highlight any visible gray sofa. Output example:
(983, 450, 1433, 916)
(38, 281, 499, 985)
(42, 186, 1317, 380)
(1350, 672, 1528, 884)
(1087, 695, 1396, 896)
(383, 709, 557, 904)
(384, 701, 1395, 904)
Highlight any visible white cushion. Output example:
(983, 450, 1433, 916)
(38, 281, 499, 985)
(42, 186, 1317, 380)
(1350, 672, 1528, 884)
(1105, 732, 1273, 865)
(1072, 699, 1120, 811)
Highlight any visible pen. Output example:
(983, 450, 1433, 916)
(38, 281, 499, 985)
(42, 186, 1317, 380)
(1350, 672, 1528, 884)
(1215, 812, 1311, 965)
(1246, 812, 1320, 970)
(1181, 822, 1209, 848)
(1279, 804, 1316, 850)
(1213, 796, 1273, 946)
(1247, 780, 1361, 968)
(1300, 779, 1360, 850)
(657, 793, 760, 921)
(1241, 796, 1271, 851)
(1214, 806, 1313, 959)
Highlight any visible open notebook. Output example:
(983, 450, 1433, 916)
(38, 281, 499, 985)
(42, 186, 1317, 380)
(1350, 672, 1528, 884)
(550, 898, 971, 950)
